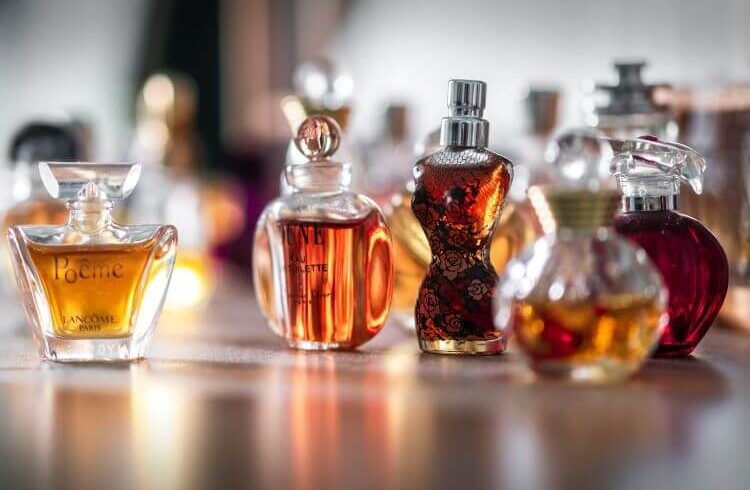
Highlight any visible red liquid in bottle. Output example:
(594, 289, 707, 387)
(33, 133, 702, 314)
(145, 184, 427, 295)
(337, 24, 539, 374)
(615, 210, 728, 357)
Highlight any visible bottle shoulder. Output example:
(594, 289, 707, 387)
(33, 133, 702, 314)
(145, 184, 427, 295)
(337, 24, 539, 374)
(616, 210, 720, 240)
(261, 191, 384, 223)
(417, 146, 512, 169)
(10, 222, 176, 247)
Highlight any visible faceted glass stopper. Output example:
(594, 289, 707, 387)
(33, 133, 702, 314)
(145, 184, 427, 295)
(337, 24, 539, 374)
(608, 136, 705, 195)
(293, 116, 341, 160)
(40, 162, 142, 201)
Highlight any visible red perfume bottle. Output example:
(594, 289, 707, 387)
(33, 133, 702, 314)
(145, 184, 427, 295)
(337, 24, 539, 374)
(412, 79, 512, 355)
(611, 137, 728, 357)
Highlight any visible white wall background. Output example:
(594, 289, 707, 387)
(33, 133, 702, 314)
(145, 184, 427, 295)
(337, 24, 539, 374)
(330, 0, 750, 148)
(0, 0, 146, 160)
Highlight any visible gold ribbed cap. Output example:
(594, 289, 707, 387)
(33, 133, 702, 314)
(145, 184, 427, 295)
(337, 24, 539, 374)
(530, 186, 620, 231)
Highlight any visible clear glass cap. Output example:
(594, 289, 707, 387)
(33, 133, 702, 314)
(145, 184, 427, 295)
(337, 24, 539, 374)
(608, 136, 705, 196)
(40, 162, 142, 201)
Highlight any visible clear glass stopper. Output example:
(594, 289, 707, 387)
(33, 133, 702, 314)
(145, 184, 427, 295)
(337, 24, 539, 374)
(547, 128, 614, 191)
(608, 136, 705, 196)
(39, 162, 142, 201)
(293, 116, 341, 160)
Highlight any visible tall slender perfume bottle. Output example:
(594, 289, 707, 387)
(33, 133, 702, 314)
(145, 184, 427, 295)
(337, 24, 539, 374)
(8, 162, 178, 362)
(412, 80, 513, 355)
(589, 61, 678, 140)
(253, 116, 394, 350)
(611, 136, 728, 356)
(496, 130, 668, 382)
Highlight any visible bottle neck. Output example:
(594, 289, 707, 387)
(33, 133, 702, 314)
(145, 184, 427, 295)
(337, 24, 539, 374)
(622, 194, 678, 212)
(285, 161, 351, 194)
(67, 199, 113, 233)
(618, 175, 680, 212)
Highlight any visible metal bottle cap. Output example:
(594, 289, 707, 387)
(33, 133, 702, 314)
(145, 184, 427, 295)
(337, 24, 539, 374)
(596, 61, 659, 116)
(440, 79, 489, 148)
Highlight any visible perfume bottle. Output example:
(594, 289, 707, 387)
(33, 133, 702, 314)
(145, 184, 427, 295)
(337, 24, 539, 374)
(589, 61, 678, 140)
(8, 162, 178, 362)
(253, 116, 394, 350)
(611, 136, 728, 356)
(129, 72, 217, 311)
(495, 130, 667, 382)
(412, 79, 513, 355)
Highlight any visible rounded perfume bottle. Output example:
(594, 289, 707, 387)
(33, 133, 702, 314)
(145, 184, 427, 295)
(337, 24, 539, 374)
(611, 137, 729, 357)
(495, 131, 667, 382)
(253, 116, 394, 350)
(8, 162, 178, 362)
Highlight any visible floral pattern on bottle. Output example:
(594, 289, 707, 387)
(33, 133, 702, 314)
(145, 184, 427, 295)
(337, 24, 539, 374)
(412, 147, 512, 345)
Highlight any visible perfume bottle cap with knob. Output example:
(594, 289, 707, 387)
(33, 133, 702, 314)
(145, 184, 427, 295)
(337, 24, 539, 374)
(596, 61, 662, 116)
(287, 115, 350, 191)
(39, 161, 142, 202)
(531, 129, 619, 231)
(608, 136, 705, 210)
(440, 79, 490, 148)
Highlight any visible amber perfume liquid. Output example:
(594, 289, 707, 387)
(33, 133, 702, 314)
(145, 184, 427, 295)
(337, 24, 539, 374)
(413, 151, 512, 354)
(514, 294, 663, 377)
(273, 210, 393, 349)
(27, 240, 156, 338)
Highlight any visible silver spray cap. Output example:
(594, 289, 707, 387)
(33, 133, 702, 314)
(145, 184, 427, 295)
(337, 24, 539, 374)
(440, 79, 489, 148)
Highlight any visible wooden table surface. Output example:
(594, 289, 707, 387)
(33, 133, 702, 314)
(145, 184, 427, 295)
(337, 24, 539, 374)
(0, 279, 748, 490)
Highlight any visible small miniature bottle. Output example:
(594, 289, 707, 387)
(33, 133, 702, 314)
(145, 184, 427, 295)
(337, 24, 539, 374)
(589, 61, 678, 140)
(412, 79, 513, 354)
(495, 130, 668, 382)
(253, 116, 394, 350)
(611, 136, 729, 356)
(8, 162, 178, 362)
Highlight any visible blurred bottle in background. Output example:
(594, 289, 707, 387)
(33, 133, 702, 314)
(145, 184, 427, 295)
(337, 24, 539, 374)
(129, 72, 243, 312)
(361, 104, 414, 204)
(587, 61, 678, 140)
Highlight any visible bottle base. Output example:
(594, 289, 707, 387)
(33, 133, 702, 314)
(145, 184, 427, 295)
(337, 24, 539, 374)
(530, 360, 636, 383)
(419, 337, 506, 355)
(287, 339, 349, 351)
(653, 344, 696, 358)
(37, 334, 151, 362)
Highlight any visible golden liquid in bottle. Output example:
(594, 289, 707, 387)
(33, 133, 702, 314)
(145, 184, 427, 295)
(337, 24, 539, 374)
(2, 201, 68, 276)
(514, 294, 663, 373)
(276, 210, 393, 349)
(489, 203, 538, 275)
(27, 240, 155, 338)
(165, 249, 213, 310)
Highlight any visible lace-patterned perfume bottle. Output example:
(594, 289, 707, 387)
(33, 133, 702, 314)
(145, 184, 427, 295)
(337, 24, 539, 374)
(412, 80, 513, 355)
(8, 162, 178, 362)
(253, 116, 394, 350)
(611, 136, 728, 356)
(496, 130, 668, 382)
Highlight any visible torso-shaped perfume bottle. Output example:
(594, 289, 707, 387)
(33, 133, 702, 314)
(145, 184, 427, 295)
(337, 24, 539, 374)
(8, 162, 178, 362)
(611, 137, 729, 356)
(496, 131, 668, 382)
(412, 80, 512, 354)
(253, 116, 394, 350)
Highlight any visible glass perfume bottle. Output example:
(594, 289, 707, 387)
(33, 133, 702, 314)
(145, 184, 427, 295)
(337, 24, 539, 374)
(8, 162, 178, 362)
(412, 79, 513, 355)
(496, 130, 667, 382)
(611, 136, 729, 356)
(589, 61, 678, 140)
(253, 116, 394, 350)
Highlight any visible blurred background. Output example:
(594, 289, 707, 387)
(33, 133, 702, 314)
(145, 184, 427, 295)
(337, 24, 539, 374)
(3, 0, 750, 318)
